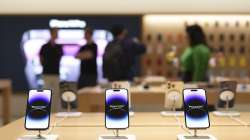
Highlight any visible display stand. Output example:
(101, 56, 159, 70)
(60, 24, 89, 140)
(160, 107, 183, 116)
(99, 129, 136, 140)
(18, 130, 59, 140)
(128, 86, 134, 117)
(213, 93, 240, 117)
(129, 111, 135, 117)
(56, 91, 82, 118)
(128, 89, 134, 117)
(161, 91, 183, 117)
(177, 129, 217, 140)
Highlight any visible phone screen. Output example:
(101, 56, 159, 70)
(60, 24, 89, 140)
(25, 90, 52, 130)
(105, 89, 129, 129)
(183, 89, 210, 129)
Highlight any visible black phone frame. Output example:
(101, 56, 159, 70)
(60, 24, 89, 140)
(104, 88, 129, 130)
(183, 88, 210, 130)
(24, 89, 52, 131)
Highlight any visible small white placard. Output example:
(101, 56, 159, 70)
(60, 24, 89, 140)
(160, 111, 184, 117)
(55, 112, 82, 118)
(213, 111, 240, 117)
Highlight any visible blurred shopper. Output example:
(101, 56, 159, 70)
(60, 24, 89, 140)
(103, 25, 145, 81)
(180, 25, 211, 82)
(76, 27, 97, 89)
(39, 28, 63, 112)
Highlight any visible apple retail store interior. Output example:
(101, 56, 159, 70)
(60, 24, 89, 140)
(1, 0, 250, 140)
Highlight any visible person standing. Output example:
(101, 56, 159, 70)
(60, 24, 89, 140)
(180, 25, 211, 82)
(103, 25, 145, 81)
(76, 27, 98, 89)
(39, 28, 63, 112)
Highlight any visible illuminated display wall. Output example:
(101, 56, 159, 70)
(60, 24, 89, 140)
(142, 15, 250, 80)
(22, 29, 112, 88)
(0, 16, 141, 90)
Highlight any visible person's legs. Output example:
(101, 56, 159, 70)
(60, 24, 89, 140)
(43, 74, 61, 112)
(77, 75, 85, 89)
(77, 74, 97, 89)
(87, 75, 97, 86)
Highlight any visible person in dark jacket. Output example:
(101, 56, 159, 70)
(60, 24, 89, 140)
(103, 25, 146, 81)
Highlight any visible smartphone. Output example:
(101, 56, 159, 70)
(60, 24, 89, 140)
(111, 81, 131, 109)
(105, 89, 129, 129)
(25, 89, 52, 130)
(217, 81, 237, 108)
(183, 89, 210, 129)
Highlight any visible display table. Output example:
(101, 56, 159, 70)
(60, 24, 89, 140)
(50, 112, 250, 127)
(0, 79, 12, 125)
(0, 112, 250, 140)
(77, 86, 250, 112)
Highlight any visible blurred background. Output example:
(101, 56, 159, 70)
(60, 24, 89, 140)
(1, 0, 250, 126)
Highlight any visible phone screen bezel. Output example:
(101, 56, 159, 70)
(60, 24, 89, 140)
(105, 88, 129, 129)
(24, 89, 52, 130)
(183, 88, 210, 129)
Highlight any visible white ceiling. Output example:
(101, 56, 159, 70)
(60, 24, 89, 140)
(0, 0, 250, 15)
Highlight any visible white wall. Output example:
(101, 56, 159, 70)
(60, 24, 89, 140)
(0, 0, 250, 15)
